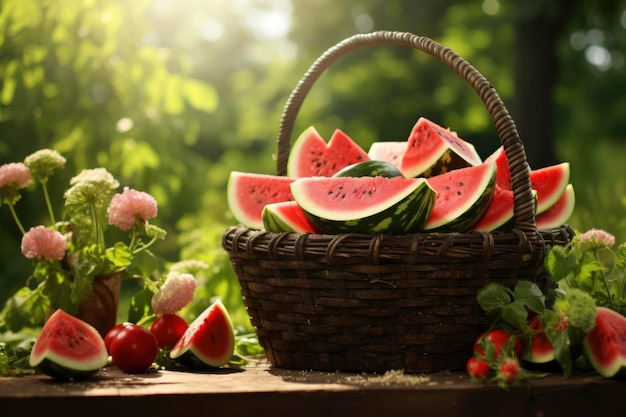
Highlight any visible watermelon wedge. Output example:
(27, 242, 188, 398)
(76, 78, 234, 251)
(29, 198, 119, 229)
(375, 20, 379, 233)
(286, 126, 370, 177)
(262, 201, 321, 233)
(290, 176, 436, 234)
(400, 117, 482, 178)
(367, 141, 407, 166)
(424, 162, 496, 232)
(536, 184, 575, 229)
(227, 171, 295, 230)
(471, 186, 515, 232)
(484, 146, 570, 214)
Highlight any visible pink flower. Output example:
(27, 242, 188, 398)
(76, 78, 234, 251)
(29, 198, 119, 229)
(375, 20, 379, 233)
(579, 228, 615, 248)
(0, 163, 31, 189)
(21, 226, 67, 261)
(151, 272, 197, 314)
(107, 187, 158, 231)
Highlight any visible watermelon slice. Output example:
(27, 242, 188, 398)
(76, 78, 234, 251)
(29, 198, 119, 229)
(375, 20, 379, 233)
(30, 309, 108, 380)
(170, 300, 235, 369)
(262, 201, 321, 233)
(484, 146, 570, 214)
(367, 141, 407, 166)
(400, 117, 482, 178)
(536, 184, 575, 229)
(530, 163, 571, 214)
(584, 307, 626, 378)
(471, 186, 515, 232)
(227, 171, 295, 230)
(290, 176, 436, 234)
(424, 162, 497, 232)
(286, 126, 370, 177)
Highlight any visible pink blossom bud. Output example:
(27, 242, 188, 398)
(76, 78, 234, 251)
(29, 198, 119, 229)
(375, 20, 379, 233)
(21, 226, 67, 261)
(151, 273, 196, 314)
(107, 187, 158, 231)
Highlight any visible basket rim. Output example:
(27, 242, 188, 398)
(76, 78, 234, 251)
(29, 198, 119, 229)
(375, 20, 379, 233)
(274, 30, 537, 238)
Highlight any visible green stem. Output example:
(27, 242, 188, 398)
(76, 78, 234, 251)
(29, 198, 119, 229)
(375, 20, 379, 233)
(41, 182, 56, 226)
(8, 204, 26, 235)
(595, 250, 615, 310)
(132, 233, 160, 255)
(90, 203, 102, 248)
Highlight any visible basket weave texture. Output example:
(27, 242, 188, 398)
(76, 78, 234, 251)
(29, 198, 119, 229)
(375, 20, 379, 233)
(222, 31, 574, 373)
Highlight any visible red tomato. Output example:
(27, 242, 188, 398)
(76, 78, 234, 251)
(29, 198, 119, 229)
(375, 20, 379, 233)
(110, 324, 158, 373)
(104, 322, 132, 355)
(150, 314, 189, 348)
(466, 356, 490, 382)
(499, 358, 521, 384)
(474, 329, 523, 358)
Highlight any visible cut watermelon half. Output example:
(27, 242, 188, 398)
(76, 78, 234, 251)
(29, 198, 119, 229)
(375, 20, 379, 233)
(227, 171, 295, 230)
(290, 176, 435, 234)
(536, 184, 575, 229)
(484, 146, 570, 214)
(400, 117, 482, 178)
(262, 201, 321, 234)
(286, 126, 370, 177)
(424, 162, 496, 232)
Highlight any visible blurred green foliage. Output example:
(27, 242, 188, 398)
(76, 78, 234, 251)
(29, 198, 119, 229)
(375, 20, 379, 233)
(1, 0, 626, 333)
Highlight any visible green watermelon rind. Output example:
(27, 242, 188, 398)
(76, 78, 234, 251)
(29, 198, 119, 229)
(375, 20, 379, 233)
(170, 300, 235, 368)
(423, 162, 497, 232)
(262, 201, 319, 234)
(29, 310, 108, 380)
(584, 307, 626, 378)
(333, 160, 405, 178)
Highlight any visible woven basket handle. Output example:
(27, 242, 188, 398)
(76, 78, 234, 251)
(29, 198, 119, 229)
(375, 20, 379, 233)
(276, 31, 537, 237)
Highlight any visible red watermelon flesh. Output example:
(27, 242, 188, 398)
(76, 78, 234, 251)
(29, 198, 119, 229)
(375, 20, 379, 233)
(536, 184, 575, 229)
(484, 146, 570, 214)
(400, 117, 482, 178)
(262, 201, 321, 233)
(471, 186, 515, 232)
(227, 171, 295, 230)
(424, 162, 496, 231)
(484, 146, 511, 189)
(287, 126, 370, 177)
(584, 307, 626, 378)
(367, 141, 407, 166)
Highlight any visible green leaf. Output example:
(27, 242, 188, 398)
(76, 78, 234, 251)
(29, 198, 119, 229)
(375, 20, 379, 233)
(512, 281, 546, 313)
(104, 242, 133, 272)
(0, 287, 49, 332)
(477, 283, 513, 314)
(127, 287, 155, 323)
(544, 246, 577, 283)
(501, 301, 531, 330)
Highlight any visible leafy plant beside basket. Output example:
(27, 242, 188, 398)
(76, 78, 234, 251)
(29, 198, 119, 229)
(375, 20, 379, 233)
(0, 149, 196, 336)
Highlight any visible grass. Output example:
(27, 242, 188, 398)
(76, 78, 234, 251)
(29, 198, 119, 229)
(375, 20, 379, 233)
(558, 138, 626, 244)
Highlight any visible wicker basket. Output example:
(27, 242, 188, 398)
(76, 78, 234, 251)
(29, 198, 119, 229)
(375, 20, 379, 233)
(222, 31, 573, 373)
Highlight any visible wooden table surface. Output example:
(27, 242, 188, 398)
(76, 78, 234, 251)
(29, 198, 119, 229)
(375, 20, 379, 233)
(1, 363, 622, 417)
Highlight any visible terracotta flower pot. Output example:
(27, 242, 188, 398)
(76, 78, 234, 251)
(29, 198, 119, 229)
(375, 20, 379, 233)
(76, 271, 123, 337)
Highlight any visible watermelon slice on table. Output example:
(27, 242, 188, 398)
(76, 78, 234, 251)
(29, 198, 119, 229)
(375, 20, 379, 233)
(484, 146, 570, 214)
(286, 126, 370, 177)
(290, 176, 436, 234)
(535, 183, 575, 229)
(262, 201, 321, 234)
(424, 162, 497, 232)
(400, 117, 482, 178)
(227, 171, 295, 230)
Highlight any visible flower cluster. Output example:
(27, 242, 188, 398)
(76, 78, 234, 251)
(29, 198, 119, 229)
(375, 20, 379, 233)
(0, 149, 197, 333)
